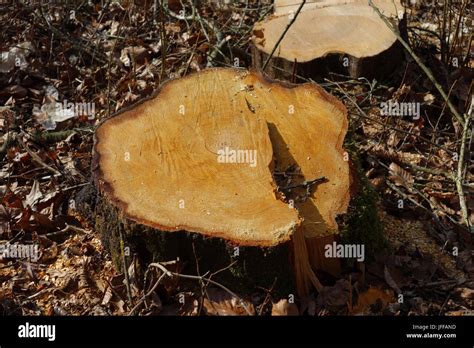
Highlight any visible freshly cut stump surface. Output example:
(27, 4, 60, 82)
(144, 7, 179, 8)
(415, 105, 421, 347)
(252, 0, 404, 79)
(93, 68, 351, 295)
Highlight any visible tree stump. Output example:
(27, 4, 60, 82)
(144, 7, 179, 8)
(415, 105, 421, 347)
(252, 0, 405, 80)
(91, 68, 383, 296)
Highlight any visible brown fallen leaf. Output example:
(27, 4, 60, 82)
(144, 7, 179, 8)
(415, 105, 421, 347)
(454, 287, 474, 307)
(389, 162, 414, 187)
(351, 286, 395, 314)
(369, 176, 385, 189)
(120, 46, 149, 67)
(446, 310, 474, 316)
(202, 288, 254, 316)
(271, 299, 299, 316)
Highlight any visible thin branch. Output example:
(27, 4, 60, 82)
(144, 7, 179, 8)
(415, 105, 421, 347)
(149, 262, 254, 316)
(16, 135, 61, 176)
(45, 224, 90, 239)
(455, 109, 472, 229)
(159, 0, 167, 80)
(262, 0, 306, 71)
(407, 163, 454, 180)
(119, 229, 133, 304)
(129, 271, 167, 316)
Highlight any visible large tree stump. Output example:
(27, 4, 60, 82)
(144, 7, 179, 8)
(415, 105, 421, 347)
(91, 68, 382, 296)
(252, 0, 405, 80)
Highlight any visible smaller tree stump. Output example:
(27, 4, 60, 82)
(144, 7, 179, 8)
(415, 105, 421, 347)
(252, 0, 405, 80)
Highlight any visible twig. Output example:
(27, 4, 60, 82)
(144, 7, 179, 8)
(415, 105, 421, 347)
(262, 0, 306, 71)
(149, 262, 254, 316)
(258, 278, 277, 316)
(385, 180, 434, 216)
(206, 34, 231, 68)
(119, 229, 133, 304)
(374, 156, 454, 226)
(128, 271, 167, 316)
(447, 0, 469, 67)
(455, 110, 472, 229)
(16, 135, 61, 176)
(421, 279, 468, 288)
(169, 6, 211, 43)
(169, 3, 227, 67)
(45, 224, 90, 239)
(104, 278, 128, 305)
(183, 34, 200, 76)
(234, 5, 272, 48)
(61, 182, 90, 192)
(191, 242, 205, 316)
(158, 0, 166, 81)
(31, 129, 77, 145)
(280, 176, 327, 192)
(406, 163, 454, 180)
(26, 288, 50, 300)
(368, 0, 465, 127)
(106, 7, 129, 117)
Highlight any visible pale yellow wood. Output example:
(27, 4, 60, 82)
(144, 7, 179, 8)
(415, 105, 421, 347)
(273, 0, 402, 16)
(253, 0, 402, 62)
(94, 68, 349, 246)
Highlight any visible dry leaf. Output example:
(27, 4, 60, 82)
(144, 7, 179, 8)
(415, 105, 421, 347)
(120, 46, 148, 67)
(389, 162, 414, 187)
(370, 176, 385, 189)
(202, 288, 254, 316)
(23, 180, 42, 209)
(352, 287, 395, 314)
(101, 286, 113, 306)
(271, 299, 299, 316)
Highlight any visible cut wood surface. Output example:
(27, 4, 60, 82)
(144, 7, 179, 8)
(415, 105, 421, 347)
(93, 68, 350, 248)
(273, 0, 402, 16)
(254, 0, 402, 61)
(252, 0, 404, 79)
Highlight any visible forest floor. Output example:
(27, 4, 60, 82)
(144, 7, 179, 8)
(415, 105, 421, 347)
(0, 0, 472, 316)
